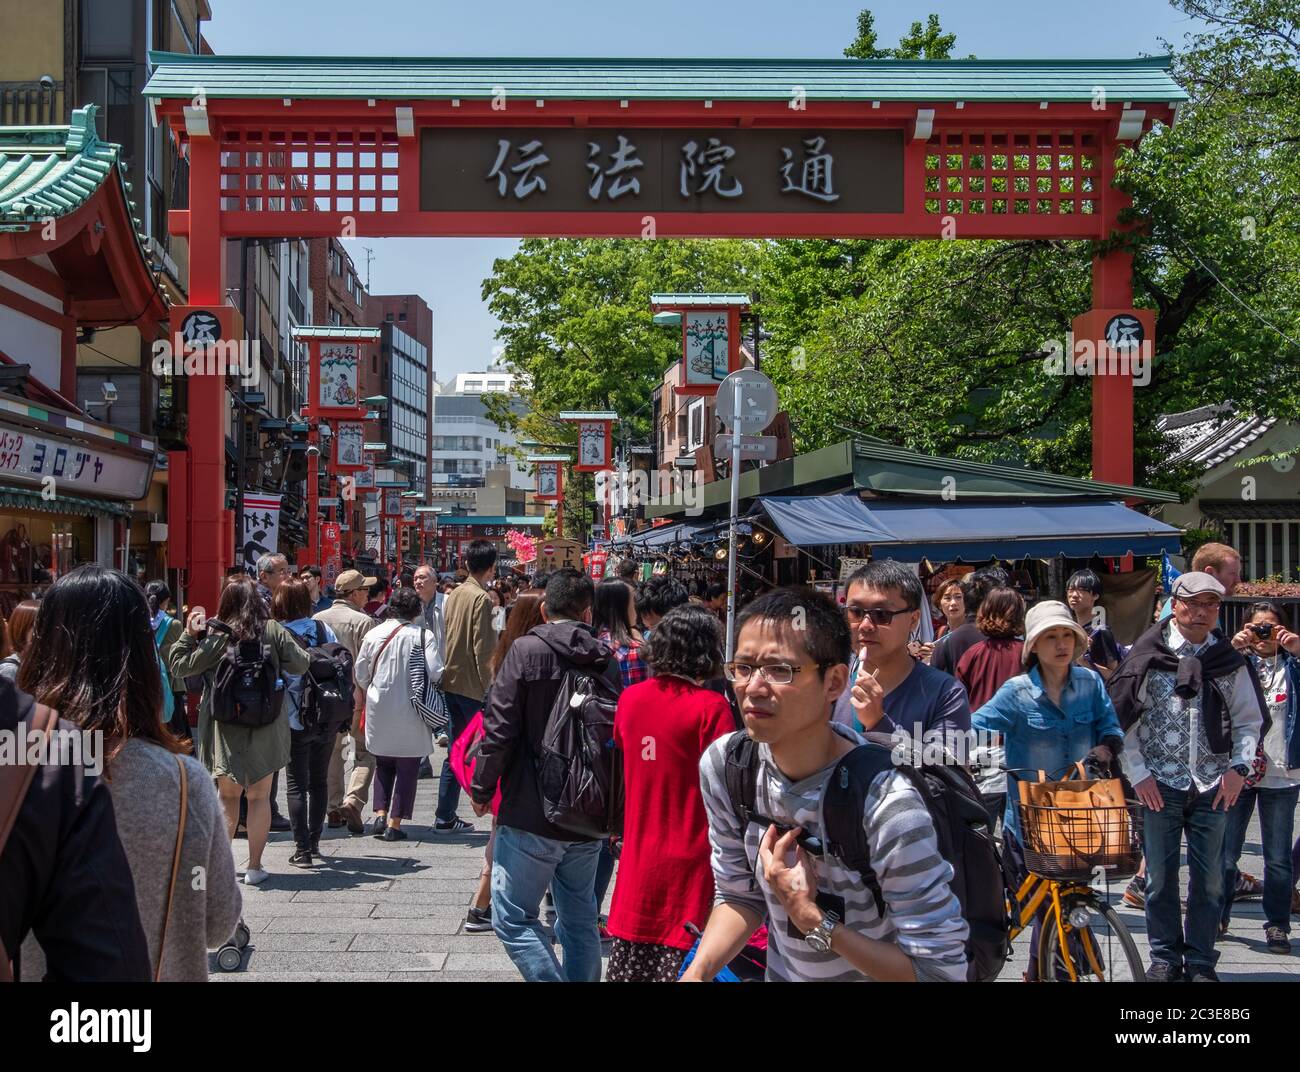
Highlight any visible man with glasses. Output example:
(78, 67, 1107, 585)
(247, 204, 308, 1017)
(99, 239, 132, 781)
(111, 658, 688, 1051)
(684, 586, 968, 982)
(831, 562, 971, 760)
(1107, 572, 1267, 982)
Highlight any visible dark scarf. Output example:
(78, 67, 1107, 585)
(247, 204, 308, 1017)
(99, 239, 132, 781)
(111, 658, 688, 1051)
(1106, 620, 1268, 754)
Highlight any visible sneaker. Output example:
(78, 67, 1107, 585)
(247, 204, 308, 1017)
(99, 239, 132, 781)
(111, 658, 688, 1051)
(339, 802, 364, 836)
(326, 810, 345, 829)
(378, 827, 408, 842)
(368, 815, 387, 837)
(1266, 925, 1292, 954)
(269, 813, 291, 833)
(1144, 960, 1183, 982)
(1187, 967, 1220, 982)
(288, 849, 313, 868)
(464, 905, 493, 933)
(1236, 871, 1263, 898)
(243, 867, 269, 886)
(417, 757, 434, 780)
(434, 817, 473, 834)
(309, 836, 323, 858)
(1123, 876, 1145, 909)
(436, 732, 450, 748)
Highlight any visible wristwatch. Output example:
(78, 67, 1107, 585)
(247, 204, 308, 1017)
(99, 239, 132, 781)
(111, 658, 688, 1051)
(804, 909, 841, 954)
(1230, 763, 1251, 778)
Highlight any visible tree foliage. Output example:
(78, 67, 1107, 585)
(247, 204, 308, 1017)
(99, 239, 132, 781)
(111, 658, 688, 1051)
(480, 3, 1300, 498)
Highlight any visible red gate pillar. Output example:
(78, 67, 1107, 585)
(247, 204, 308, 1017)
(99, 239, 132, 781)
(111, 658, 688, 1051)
(305, 424, 320, 566)
(186, 135, 229, 616)
(1090, 246, 1135, 489)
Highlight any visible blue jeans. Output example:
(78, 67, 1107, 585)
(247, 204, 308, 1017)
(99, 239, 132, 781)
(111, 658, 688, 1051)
(1142, 782, 1228, 972)
(435, 692, 480, 823)
(1221, 784, 1300, 932)
(594, 838, 616, 910)
(492, 824, 602, 982)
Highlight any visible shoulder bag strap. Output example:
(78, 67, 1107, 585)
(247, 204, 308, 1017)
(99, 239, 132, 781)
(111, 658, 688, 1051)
(155, 754, 188, 982)
(0, 703, 58, 983)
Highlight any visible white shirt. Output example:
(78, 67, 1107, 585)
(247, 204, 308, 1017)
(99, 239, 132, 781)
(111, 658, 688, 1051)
(354, 619, 444, 758)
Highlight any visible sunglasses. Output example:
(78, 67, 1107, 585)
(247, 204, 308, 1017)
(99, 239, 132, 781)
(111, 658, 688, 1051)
(845, 604, 912, 625)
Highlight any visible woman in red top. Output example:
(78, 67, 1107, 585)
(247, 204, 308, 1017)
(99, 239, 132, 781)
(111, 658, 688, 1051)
(607, 604, 735, 982)
(955, 586, 1026, 709)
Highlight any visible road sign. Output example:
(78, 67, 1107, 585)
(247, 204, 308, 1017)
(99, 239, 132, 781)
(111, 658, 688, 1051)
(715, 369, 778, 432)
(714, 433, 778, 462)
(543, 543, 555, 555)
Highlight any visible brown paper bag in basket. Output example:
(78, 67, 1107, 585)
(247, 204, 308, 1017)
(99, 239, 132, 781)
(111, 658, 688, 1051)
(1018, 762, 1127, 860)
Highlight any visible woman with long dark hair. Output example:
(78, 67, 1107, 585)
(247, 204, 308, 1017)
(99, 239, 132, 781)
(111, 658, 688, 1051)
(272, 578, 340, 868)
(606, 604, 734, 981)
(169, 574, 310, 885)
(592, 580, 646, 687)
(465, 592, 546, 933)
(19, 565, 242, 980)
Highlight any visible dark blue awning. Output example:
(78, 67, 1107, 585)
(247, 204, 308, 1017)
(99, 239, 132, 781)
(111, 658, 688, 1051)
(757, 494, 1182, 559)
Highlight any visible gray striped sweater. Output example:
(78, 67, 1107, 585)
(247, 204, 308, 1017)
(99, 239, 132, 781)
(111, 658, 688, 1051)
(699, 724, 969, 982)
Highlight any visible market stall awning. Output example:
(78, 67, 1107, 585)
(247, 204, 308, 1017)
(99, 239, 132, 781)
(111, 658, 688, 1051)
(756, 494, 1182, 559)
(758, 494, 897, 546)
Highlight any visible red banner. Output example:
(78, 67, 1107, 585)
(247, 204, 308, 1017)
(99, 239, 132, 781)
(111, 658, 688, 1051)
(320, 522, 342, 587)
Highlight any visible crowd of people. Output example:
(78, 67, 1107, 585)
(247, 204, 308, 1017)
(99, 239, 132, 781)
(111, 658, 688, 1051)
(1, 537, 1296, 984)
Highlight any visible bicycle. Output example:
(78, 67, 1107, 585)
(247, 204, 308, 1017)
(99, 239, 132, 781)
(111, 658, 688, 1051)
(1005, 763, 1145, 982)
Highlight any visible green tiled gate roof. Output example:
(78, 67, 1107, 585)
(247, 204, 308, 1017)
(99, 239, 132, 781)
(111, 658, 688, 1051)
(144, 53, 1185, 104)
(0, 106, 125, 222)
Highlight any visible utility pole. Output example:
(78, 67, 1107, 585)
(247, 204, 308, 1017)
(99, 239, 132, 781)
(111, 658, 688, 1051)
(360, 246, 375, 290)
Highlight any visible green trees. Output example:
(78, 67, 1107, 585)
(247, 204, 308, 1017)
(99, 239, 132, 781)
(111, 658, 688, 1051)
(479, 4, 1300, 498)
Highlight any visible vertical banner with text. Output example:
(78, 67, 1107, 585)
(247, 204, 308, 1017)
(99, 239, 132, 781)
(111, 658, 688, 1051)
(241, 493, 282, 574)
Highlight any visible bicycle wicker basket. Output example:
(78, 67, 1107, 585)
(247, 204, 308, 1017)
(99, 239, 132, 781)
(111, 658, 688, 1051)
(1018, 800, 1142, 882)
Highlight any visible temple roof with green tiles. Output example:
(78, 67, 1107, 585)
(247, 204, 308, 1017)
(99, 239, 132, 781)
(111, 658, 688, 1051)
(144, 52, 1186, 103)
(0, 106, 131, 223)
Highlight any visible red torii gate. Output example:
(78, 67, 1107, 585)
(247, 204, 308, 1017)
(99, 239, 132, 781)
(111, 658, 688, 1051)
(144, 53, 1184, 612)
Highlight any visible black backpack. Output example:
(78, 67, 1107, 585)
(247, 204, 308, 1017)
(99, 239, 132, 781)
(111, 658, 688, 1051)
(532, 635, 623, 840)
(723, 730, 1010, 983)
(291, 622, 356, 736)
(210, 629, 284, 728)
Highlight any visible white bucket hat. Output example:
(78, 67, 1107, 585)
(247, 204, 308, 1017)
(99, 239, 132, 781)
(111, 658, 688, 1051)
(1022, 600, 1089, 665)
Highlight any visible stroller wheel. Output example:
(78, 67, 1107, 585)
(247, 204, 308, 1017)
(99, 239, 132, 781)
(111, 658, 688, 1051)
(216, 944, 243, 972)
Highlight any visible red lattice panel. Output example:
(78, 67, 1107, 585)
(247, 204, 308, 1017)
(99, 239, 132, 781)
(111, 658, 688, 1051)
(218, 127, 402, 215)
(922, 131, 1100, 219)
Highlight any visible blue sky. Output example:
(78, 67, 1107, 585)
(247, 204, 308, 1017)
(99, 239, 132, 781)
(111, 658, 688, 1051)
(201, 0, 1206, 382)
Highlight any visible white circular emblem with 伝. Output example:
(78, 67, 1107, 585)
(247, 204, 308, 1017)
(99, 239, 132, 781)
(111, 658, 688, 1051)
(180, 310, 222, 346)
(1103, 314, 1144, 351)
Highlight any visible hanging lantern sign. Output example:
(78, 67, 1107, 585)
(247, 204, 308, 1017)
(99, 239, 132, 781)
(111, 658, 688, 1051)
(649, 293, 750, 398)
(382, 489, 402, 517)
(291, 326, 380, 419)
(559, 411, 616, 473)
(528, 454, 569, 503)
(331, 420, 367, 472)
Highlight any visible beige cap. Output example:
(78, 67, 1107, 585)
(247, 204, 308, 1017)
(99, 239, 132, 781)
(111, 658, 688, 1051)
(335, 569, 377, 594)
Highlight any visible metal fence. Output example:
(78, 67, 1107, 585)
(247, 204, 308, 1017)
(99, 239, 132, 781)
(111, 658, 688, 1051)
(1220, 596, 1300, 636)
(1, 83, 63, 126)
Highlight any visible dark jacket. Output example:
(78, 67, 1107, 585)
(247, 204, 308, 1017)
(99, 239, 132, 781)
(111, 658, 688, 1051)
(472, 621, 622, 842)
(0, 677, 150, 981)
(931, 620, 983, 676)
(1106, 621, 1268, 753)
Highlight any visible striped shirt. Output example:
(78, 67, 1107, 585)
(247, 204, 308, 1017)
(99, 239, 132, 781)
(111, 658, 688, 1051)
(699, 723, 969, 982)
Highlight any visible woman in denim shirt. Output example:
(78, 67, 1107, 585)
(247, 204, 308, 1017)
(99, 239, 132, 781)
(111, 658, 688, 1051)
(972, 601, 1123, 978)
(973, 600, 1124, 842)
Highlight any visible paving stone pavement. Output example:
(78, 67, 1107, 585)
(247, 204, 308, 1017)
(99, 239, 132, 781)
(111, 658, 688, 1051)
(211, 752, 1300, 982)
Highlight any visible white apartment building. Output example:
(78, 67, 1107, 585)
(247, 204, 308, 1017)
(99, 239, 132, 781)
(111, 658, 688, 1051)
(431, 373, 532, 491)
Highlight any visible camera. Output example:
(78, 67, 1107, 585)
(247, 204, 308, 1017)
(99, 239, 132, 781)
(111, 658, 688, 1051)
(305, 444, 321, 458)
(39, 74, 55, 92)
(1250, 623, 1274, 638)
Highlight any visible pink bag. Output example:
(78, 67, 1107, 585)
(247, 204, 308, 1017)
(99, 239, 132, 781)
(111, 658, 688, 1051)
(450, 710, 501, 816)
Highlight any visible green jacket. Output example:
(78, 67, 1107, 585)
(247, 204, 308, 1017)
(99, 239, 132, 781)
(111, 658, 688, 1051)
(168, 619, 310, 786)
